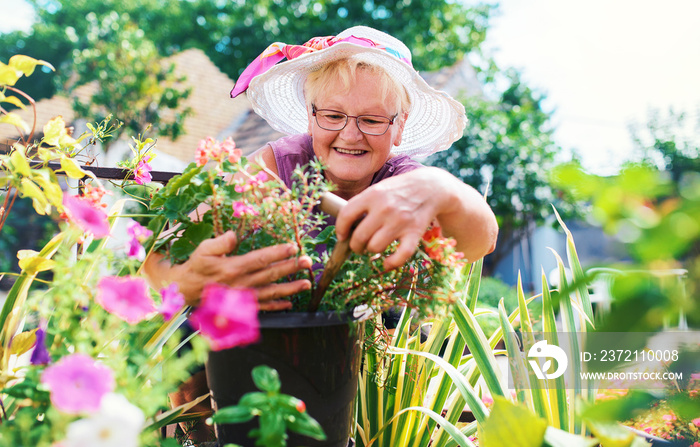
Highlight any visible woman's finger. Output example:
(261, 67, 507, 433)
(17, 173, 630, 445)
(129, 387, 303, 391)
(256, 279, 312, 302)
(236, 255, 313, 287)
(382, 232, 422, 271)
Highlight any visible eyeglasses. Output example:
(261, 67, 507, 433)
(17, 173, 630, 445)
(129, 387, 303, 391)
(312, 105, 398, 136)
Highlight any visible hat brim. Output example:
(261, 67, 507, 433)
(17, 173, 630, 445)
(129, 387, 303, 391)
(246, 42, 467, 158)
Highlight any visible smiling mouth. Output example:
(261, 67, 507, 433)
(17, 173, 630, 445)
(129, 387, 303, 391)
(334, 148, 367, 155)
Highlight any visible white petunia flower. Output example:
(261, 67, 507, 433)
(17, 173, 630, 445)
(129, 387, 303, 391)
(64, 393, 145, 447)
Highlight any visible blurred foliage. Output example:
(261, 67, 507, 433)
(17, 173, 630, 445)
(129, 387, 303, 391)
(428, 68, 582, 272)
(55, 11, 192, 148)
(476, 276, 518, 312)
(552, 109, 700, 331)
(1, 0, 493, 103)
(0, 195, 58, 290)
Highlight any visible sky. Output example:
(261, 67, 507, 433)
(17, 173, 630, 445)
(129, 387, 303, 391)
(481, 0, 700, 174)
(2, 0, 699, 175)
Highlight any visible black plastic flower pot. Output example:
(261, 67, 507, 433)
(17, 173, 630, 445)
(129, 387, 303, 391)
(206, 310, 364, 447)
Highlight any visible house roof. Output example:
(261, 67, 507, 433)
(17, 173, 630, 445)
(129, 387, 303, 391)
(1, 49, 480, 163)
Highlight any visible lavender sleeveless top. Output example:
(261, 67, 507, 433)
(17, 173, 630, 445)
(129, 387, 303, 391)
(268, 133, 424, 189)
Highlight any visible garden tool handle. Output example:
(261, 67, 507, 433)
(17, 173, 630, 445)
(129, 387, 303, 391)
(308, 192, 354, 312)
(317, 191, 347, 218)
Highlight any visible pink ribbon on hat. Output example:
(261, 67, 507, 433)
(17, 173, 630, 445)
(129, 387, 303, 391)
(230, 34, 412, 98)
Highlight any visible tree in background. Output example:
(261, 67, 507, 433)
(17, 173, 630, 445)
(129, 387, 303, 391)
(1, 0, 491, 102)
(428, 66, 580, 275)
(57, 11, 191, 149)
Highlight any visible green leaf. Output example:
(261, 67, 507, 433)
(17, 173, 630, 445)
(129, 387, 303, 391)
(285, 412, 326, 440)
(30, 168, 63, 208)
(257, 411, 286, 447)
(543, 426, 599, 447)
(0, 94, 25, 109)
(452, 299, 506, 399)
(0, 62, 22, 86)
(251, 365, 281, 393)
(479, 397, 547, 447)
(60, 156, 91, 179)
(211, 405, 255, 424)
(42, 116, 76, 147)
(9, 329, 37, 356)
(17, 250, 56, 274)
(170, 223, 214, 261)
(20, 178, 51, 215)
(10, 147, 31, 176)
(584, 419, 636, 447)
(239, 392, 268, 409)
(8, 55, 55, 77)
(151, 163, 201, 208)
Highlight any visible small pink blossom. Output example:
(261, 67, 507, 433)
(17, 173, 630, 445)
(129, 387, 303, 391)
(220, 137, 242, 163)
(81, 183, 109, 209)
(96, 276, 156, 324)
(41, 353, 115, 414)
(232, 201, 258, 218)
(125, 220, 153, 261)
(195, 137, 217, 167)
(133, 159, 152, 185)
(249, 171, 268, 187)
(159, 283, 185, 321)
(62, 194, 110, 238)
(189, 284, 260, 351)
(692, 418, 700, 427)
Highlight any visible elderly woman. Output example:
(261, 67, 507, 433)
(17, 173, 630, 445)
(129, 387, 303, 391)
(145, 26, 498, 443)
(145, 26, 497, 311)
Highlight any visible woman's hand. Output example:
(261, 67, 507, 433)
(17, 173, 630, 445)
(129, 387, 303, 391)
(334, 167, 498, 270)
(144, 231, 312, 311)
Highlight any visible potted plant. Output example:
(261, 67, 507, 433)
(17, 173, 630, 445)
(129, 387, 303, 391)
(144, 136, 465, 446)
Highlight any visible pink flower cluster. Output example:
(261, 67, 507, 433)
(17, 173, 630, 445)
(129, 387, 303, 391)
(232, 201, 258, 218)
(195, 137, 242, 167)
(234, 171, 268, 192)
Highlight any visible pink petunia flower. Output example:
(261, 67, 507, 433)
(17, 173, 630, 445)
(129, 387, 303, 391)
(96, 276, 156, 324)
(133, 159, 152, 185)
(125, 220, 153, 261)
(188, 284, 260, 351)
(62, 194, 110, 238)
(158, 283, 185, 321)
(232, 201, 258, 218)
(692, 418, 700, 427)
(41, 353, 115, 414)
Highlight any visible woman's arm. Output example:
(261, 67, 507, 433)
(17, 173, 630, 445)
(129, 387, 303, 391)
(334, 166, 498, 270)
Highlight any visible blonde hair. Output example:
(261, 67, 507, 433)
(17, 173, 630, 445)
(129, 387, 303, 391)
(304, 58, 411, 114)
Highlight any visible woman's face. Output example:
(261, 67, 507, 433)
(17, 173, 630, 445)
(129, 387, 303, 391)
(307, 69, 406, 193)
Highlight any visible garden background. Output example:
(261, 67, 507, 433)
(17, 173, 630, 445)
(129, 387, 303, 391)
(1, 0, 699, 445)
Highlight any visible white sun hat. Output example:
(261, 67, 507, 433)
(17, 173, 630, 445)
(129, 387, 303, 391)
(231, 26, 467, 158)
